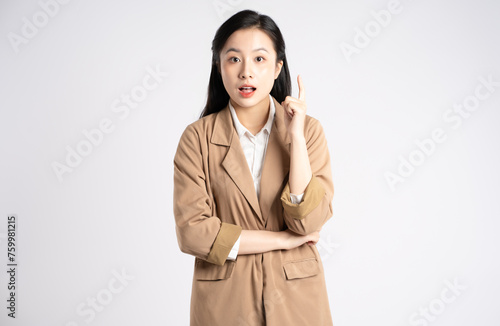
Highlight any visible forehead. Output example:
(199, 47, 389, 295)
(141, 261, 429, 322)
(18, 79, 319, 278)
(222, 28, 275, 54)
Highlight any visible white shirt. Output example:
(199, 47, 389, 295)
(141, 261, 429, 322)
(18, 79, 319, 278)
(226, 94, 304, 260)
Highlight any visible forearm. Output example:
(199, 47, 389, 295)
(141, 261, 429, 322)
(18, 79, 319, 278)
(238, 230, 282, 255)
(289, 135, 312, 194)
(238, 228, 320, 255)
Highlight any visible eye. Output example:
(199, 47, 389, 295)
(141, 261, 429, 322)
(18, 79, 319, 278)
(229, 57, 240, 63)
(256, 56, 265, 62)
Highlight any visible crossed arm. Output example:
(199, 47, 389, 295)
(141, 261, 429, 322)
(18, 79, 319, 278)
(173, 119, 333, 265)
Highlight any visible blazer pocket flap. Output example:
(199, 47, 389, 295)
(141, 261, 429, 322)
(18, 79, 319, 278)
(283, 258, 319, 280)
(194, 258, 235, 281)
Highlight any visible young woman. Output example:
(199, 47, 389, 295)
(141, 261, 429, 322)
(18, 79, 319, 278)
(173, 9, 334, 326)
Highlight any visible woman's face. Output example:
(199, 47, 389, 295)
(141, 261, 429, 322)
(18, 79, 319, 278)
(219, 27, 283, 110)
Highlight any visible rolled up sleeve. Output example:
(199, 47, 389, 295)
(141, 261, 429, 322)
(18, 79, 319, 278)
(173, 124, 242, 266)
(289, 191, 304, 204)
(208, 224, 241, 263)
(280, 119, 334, 235)
(225, 234, 241, 261)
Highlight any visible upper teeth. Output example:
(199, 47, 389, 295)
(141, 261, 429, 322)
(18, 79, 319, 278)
(242, 87, 253, 89)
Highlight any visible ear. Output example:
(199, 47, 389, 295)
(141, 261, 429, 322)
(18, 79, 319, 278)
(274, 60, 283, 80)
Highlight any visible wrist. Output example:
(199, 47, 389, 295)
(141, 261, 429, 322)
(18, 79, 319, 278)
(275, 231, 287, 250)
(277, 230, 294, 250)
(290, 133, 305, 143)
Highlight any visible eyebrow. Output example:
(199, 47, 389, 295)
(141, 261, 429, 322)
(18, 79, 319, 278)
(224, 47, 269, 54)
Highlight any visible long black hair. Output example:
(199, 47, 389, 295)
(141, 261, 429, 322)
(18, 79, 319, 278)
(199, 9, 291, 119)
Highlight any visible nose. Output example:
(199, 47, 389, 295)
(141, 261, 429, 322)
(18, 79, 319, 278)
(239, 60, 253, 79)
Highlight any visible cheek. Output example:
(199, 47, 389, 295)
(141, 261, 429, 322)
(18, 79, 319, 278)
(220, 63, 231, 77)
(260, 66, 276, 87)
(220, 68, 235, 89)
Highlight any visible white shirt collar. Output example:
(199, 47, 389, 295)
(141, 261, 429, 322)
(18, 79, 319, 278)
(229, 94, 275, 138)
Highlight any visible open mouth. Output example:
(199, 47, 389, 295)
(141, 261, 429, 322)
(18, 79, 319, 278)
(238, 86, 256, 93)
(238, 86, 256, 98)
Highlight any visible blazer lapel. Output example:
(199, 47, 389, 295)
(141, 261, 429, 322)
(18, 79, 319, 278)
(212, 103, 264, 224)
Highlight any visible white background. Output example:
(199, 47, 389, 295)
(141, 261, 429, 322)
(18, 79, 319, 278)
(1, 0, 499, 325)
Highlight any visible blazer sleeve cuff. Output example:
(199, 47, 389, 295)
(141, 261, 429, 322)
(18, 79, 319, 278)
(206, 222, 242, 265)
(280, 174, 325, 220)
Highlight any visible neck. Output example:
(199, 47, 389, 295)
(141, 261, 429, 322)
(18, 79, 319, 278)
(231, 96, 270, 135)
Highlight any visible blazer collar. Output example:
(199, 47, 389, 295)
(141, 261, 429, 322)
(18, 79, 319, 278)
(229, 94, 275, 139)
(211, 95, 291, 146)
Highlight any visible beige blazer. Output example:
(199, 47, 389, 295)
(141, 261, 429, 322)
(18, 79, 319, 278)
(173, 95, 334, 325)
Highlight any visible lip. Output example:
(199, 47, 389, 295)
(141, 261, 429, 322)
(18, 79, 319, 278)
(238, 84, 256, 98)
(239, 84, 256, 89)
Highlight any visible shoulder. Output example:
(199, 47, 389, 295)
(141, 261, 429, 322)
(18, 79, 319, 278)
(178, 112, 218, 143)
(174, 116, 211, 163)
(304, 114, 325, 141)
(305, 114, 322, 129)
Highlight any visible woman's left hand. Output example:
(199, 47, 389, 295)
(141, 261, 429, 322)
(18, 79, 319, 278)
(281, 74, 307, 140)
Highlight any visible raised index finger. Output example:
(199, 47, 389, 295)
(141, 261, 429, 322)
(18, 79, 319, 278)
(298, 74, 306, 102)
